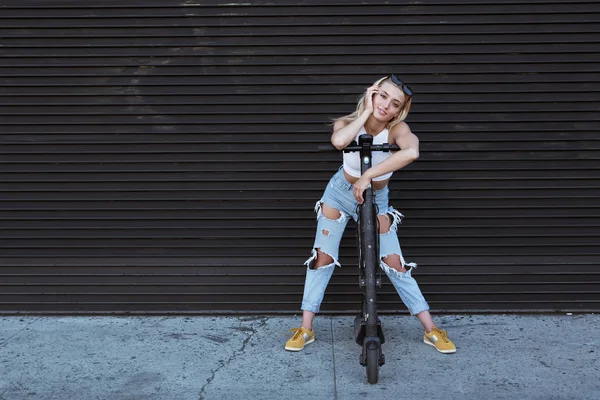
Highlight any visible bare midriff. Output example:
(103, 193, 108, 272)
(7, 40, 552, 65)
(343, 170, 390, 191)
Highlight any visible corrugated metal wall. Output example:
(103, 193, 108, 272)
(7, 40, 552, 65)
(1, 0, 599, 314)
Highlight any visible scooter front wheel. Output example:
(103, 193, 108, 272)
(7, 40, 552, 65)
(366, 345, 379, 384)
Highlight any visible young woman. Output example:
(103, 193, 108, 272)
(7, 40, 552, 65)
(285, 75, 456, 354)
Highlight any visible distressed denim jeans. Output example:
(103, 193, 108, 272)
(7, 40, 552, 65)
(301, 168, 429, 316)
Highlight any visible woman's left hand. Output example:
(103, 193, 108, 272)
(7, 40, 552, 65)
(353, 175, 371, 204)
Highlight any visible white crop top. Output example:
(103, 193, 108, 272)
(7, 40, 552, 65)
(342, 126, 393, 181)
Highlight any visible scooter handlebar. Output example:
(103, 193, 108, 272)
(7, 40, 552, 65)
(342, 141, 400, 153)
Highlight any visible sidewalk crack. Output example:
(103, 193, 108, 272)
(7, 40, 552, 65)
(198, 316, 268, 400)
(0, 317, 41, 349)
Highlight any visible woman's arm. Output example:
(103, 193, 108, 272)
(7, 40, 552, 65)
(362, 121, 419, 181)
(331, 85, 378, 150)
(352, 121, 419, 203)
(331, 114, 368, 149)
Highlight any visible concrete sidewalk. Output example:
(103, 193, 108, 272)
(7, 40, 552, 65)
(0, 314, 599, 400)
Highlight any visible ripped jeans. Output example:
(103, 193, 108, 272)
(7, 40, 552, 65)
(301, 167, 429, 316)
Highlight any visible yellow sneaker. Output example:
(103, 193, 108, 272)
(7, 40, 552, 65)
(285, 327, 315, 352)
(424, 328, 456, 354)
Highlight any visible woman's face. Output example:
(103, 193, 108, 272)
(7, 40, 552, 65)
(372, 81, 406, 122)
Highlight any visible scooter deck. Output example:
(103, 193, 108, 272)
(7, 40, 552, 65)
(353, 313, 386, 346)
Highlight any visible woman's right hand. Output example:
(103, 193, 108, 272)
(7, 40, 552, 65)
(363, 85, 378, 114)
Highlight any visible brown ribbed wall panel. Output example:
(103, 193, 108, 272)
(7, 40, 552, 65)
(0, 0, 599, 314)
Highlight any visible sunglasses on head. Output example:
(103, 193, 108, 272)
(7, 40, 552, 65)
(389, 74, 414, 98)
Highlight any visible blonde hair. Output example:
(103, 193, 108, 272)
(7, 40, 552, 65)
(333, 76, 412, 131)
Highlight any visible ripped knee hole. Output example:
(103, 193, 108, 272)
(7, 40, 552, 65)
(378, 214, 392, 234)
(381, 255, 408, 273)
(309, 249, 335, 269)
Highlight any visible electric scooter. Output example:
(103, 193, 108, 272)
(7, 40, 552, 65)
(343, 133, 399, 384)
